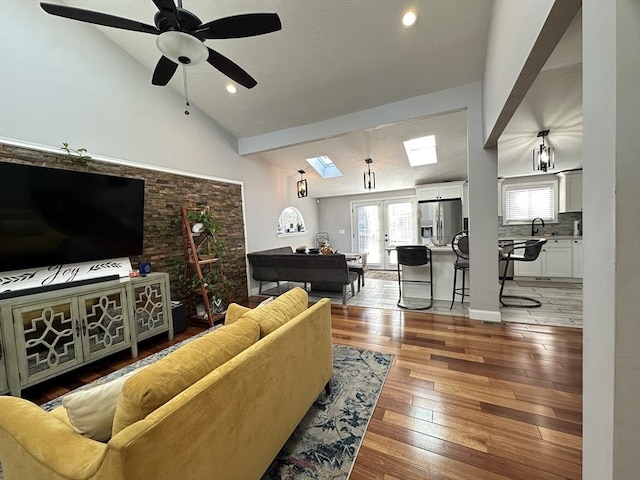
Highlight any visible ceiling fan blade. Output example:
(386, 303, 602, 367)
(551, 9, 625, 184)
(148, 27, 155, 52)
(206, 48, 257, 89)
(197, 13, 282, 39)
(152, 0, 180, 29)
(40, 3, 159, 35)
(152, 56, 179, 86)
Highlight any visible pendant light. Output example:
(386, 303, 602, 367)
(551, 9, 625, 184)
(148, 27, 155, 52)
(533, 130, 554, 173)
(363, 158, 376, 190)
(297, 170, 308, 198)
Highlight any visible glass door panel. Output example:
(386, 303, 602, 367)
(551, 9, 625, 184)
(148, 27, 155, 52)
(384, 201, 415, 270)
(353, 198, 416, 270)
(354, 203, 382, 268)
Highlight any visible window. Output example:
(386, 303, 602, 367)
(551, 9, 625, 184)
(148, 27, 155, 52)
(305, 156, 343, 179)
(503, 181, 557, 224)
(403, 135, 438, 166)
(277, 207, 306, 236)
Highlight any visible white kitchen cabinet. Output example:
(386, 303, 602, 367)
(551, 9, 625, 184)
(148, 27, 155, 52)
(542, 240, 573, 277)
(558, 171, 583, 212)
(514, 239, 573, 278)
(514, 255, 543, 277)
(572, 239, 583, 278)
(416, 181, 464, 201)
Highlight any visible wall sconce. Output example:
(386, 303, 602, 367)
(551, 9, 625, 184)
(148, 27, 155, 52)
(533, 130, 554, 173)
(297, 170, 308, 198)
(363, 158, 376, 190)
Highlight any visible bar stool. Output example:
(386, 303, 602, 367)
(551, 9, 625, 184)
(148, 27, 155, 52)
(396, 245, 433, 310)
(499, 238, 547, 307)
(450, 231, 469, 309)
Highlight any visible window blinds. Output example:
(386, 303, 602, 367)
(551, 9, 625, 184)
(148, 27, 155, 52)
(504, 183, 555, 222)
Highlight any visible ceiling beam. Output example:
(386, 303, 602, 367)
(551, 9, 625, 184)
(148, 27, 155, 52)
(484, 0, 582, 148)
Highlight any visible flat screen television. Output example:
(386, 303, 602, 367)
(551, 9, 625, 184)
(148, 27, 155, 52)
(0, 162, 145, 272)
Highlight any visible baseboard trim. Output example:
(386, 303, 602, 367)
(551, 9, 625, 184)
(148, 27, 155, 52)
(468, 308, 502, 323)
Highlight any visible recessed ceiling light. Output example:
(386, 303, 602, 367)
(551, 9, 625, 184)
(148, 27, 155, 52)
(402, 10, 418, 28)
(225, 84, 237, 94)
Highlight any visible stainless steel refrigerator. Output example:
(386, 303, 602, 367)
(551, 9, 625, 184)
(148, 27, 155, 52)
(418, 198, 463, 246)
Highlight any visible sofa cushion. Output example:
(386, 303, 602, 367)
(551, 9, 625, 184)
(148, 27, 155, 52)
(61, 367, 143, 442)
(224, 296, 274, 326)
(111, 316, 259, 436)
(241, 287, 308, 337)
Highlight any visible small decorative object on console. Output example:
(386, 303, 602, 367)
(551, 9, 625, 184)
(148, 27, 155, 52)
(320, 247, 335, 255)
(139, 262, 152, 276)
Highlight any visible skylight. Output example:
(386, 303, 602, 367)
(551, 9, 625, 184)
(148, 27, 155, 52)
(403, 135, 438, 166)
(305, 156, 343, 179)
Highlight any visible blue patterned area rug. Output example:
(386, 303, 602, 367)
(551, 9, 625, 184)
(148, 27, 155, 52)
(263, 344, 393, 479)
(1, 331, 392, 480)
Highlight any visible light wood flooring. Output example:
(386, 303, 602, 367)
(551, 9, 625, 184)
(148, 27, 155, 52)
(21, 301, 583, 480)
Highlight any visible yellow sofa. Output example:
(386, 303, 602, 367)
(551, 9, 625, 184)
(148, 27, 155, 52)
(0, 288, 333, 480)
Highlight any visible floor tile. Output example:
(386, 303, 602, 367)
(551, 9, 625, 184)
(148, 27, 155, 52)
(260, 275, 583, 329)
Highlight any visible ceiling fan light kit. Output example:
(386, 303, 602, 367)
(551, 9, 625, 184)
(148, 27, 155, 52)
(39, 1, 281, 93)
(533, 129, 555, 173)
(156, 31, 208, 65)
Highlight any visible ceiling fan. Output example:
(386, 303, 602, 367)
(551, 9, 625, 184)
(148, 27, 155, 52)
(39, 0, 282, 89)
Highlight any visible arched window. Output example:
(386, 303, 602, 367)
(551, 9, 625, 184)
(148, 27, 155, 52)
(277, 207, 306, 236)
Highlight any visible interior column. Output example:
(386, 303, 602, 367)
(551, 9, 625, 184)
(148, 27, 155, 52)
(467, 84, 500, 323)
(582, 1, 640, 478)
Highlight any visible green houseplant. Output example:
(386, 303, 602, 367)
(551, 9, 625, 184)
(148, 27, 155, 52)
(61, 143, 92, 170)
(175, 207, 233, 316)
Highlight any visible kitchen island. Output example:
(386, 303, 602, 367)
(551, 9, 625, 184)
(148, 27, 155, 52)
(388, 245, 458, 303)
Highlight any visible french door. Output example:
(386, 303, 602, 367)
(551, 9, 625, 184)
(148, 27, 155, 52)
(352, 198, 416, 270)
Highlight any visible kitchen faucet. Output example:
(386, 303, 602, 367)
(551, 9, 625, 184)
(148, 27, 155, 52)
(531, 217, 545, 236)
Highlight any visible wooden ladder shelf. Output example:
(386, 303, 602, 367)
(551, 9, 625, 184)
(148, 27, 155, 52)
(180, 206, 230, 326)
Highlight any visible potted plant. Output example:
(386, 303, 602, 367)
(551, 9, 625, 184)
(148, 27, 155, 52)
(175, 207, 233, 318)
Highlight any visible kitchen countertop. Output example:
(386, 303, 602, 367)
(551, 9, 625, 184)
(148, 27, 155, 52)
(386, 245, 454, 253)
(499, 235, 582, 241)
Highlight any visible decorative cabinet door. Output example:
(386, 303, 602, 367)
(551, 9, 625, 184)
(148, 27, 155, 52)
(131, 276, 170, 341)
(78, 288, 131, 362)
(12, 298, 83, 386)
(0, 330, 9, 394)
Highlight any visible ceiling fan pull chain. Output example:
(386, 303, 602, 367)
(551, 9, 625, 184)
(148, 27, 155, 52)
(182, 65, 190, 116)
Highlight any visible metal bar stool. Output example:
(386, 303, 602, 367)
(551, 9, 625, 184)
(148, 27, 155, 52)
(396, 245, 433, 310)
(450, 231, 469, 309)
(499, 238, 547, 307)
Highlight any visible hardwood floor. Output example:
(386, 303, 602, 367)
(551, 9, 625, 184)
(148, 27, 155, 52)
(21, 302, 583, 480)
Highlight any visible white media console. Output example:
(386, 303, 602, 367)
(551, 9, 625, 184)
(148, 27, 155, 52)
(0, 272, 173, 396)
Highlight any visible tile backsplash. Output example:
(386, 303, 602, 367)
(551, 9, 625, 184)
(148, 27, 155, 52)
(498, 212, 583, 238)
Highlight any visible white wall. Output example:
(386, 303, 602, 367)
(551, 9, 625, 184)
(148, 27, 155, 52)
(0, 1, 315, 295)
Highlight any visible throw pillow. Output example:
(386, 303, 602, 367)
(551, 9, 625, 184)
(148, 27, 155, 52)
(243, 287, 308, 337)
(62, 367, 143, 442)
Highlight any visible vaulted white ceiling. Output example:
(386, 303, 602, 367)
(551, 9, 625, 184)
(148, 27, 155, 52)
(50, 0, 582, 197)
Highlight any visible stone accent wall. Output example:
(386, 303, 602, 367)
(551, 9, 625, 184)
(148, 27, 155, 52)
(0, 143, 248, 305)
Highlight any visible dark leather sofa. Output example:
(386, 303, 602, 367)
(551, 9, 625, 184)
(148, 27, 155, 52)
(247, 247, 358, 304)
